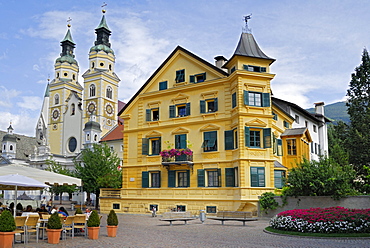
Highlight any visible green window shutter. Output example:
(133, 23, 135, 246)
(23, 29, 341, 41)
(186, 102, 191, 116)
(244, 90, 249, 105)
(198, 169, 205, 187)
(262, 93, 270, 107)
(146, 109, 151, 121)
(169, 105, 175, 118)
(142, 171, 149, 188)
(203, 72, 206, 80)
(277, 139, 283, 156)
(243, 64, 248, 70)
(190, 75, 195, 83)
(258, 167, 265, 187)
(261, 67, 267, 72)
(186, 170, 190, 187)
(284, 121, 289, 128)
(263, 128, 272, 148)
(175, 134, 186, 149)
(225, 130, 234, 150)
(251, 167, 265, 187)
(142, 138, 149, 155)
(200, 100, 206, 113)
(217, 168, 221, 187)
(232, 92, 237, 108)
(225, 168, 235, 187)
(214, 98, 218, 111)
(245, 127, 250, 147)
(158, 171, 161, 188)
(168, 170, 175, 187)
(251, 167, 258, 187)
(158, 137, 161, 153)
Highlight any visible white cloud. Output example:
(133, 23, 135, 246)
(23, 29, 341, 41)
(17, 96, 43, 111)
(33, 64, 40, 71)
(0, 86, 20, 108)
(0, 111, 37, 137)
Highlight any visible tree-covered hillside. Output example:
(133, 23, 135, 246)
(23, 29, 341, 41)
(307, 101, 349, 124)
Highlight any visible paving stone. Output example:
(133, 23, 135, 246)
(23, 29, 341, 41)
(19, 214, 370, 248)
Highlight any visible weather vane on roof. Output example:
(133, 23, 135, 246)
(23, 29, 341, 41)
(243, 14, 252, 33)
(67, 17, 72, 28)
(102, 2, 107, 14)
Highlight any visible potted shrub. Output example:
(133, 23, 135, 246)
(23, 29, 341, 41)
(75, 208, 83, 215)
(87, 210, 100, 239)
(106, 209, 118, 237)
(46, 212, 62, 244)
(0, 210, 16, 248)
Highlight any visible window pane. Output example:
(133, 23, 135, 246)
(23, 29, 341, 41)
(208, 171, 218, 187)
(151, 139, 160, 155)
(151, 172, 160, 187)
(178, 172, 187, 187)
(250, 130, 261, 147)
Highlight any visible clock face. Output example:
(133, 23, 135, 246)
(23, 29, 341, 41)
(52, 109, 59, 121)
(106, 104, 113, 114)
(88, 103, 96, 113)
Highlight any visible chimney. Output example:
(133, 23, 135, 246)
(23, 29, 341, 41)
(214, 56, 228, 69)
(314, 102, 325, 115)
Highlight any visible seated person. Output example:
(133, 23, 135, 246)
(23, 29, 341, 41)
(58, 207, 69, 217)
(50, 206, 58, 214)
(85, 208, 91, 220)
(39, 205, 48, 213)
(25, 205, 33, 212)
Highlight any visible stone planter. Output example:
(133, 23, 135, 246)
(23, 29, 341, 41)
(87, 226, 100, 240)
(107, 225, 118, 237)
(47, 229, 62, 244)
(0, 232, 15, 248)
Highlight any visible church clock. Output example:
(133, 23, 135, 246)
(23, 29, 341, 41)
(52, 109, 60, 121)
(87, 102, 96, 113)
(106, 104, 113, 115)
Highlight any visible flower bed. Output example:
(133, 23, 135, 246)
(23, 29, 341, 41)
(269, 206, 370, 233)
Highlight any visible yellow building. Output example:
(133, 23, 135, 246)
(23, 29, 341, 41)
(100, 28, 316, 215)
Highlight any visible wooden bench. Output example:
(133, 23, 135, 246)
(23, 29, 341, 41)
(159, 212, 196, 226)
(207, 211, 258, 226)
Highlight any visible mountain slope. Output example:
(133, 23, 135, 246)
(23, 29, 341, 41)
(307, 101, 350, 124)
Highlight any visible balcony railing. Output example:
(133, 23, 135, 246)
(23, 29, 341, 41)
(161, 155, 194, 170)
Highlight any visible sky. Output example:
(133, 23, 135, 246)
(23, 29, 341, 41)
(1, 0, 369, 136)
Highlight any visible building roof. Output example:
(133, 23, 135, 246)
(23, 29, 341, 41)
(223, 32, 275, 68)
(272, 97, 331, 123)
(0, 131, 39, 160)
(61, 28, 75, 44)
(281, 127, 308, 136)
(274, 160, 287, 169)
(100, 123, 123, 142)
(118, 45, 229, 115)
(96, 15, 111, 31)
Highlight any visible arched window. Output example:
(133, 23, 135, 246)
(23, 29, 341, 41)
(10, 145, 13, 151)
(94, 134, 98, 141)
(3, 144, 5, 150)
(86, 133, 90, 141)
(89, 84, 96, 97)
(92, 62, 95, 68)
(71, 103, 75, 115)
(54, 94, 59, 105)
(106, 86, 113, 99)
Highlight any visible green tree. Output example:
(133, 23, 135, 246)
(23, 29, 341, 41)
(46, 160, 78, 203)
(283, 157, 357, 200)
(74, 143, 122, 209)
(346, 48, 370, 192)
(327, 122, 349, 167)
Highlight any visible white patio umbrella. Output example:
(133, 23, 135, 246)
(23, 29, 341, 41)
(0, 174, 50, 217)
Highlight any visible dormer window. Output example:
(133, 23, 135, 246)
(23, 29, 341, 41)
(190, 73, 206, 83)
(243, 64, 266, 73)
(175, 69, 185, 83)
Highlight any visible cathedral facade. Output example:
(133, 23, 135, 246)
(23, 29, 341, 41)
(32, 13, 120, 169)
